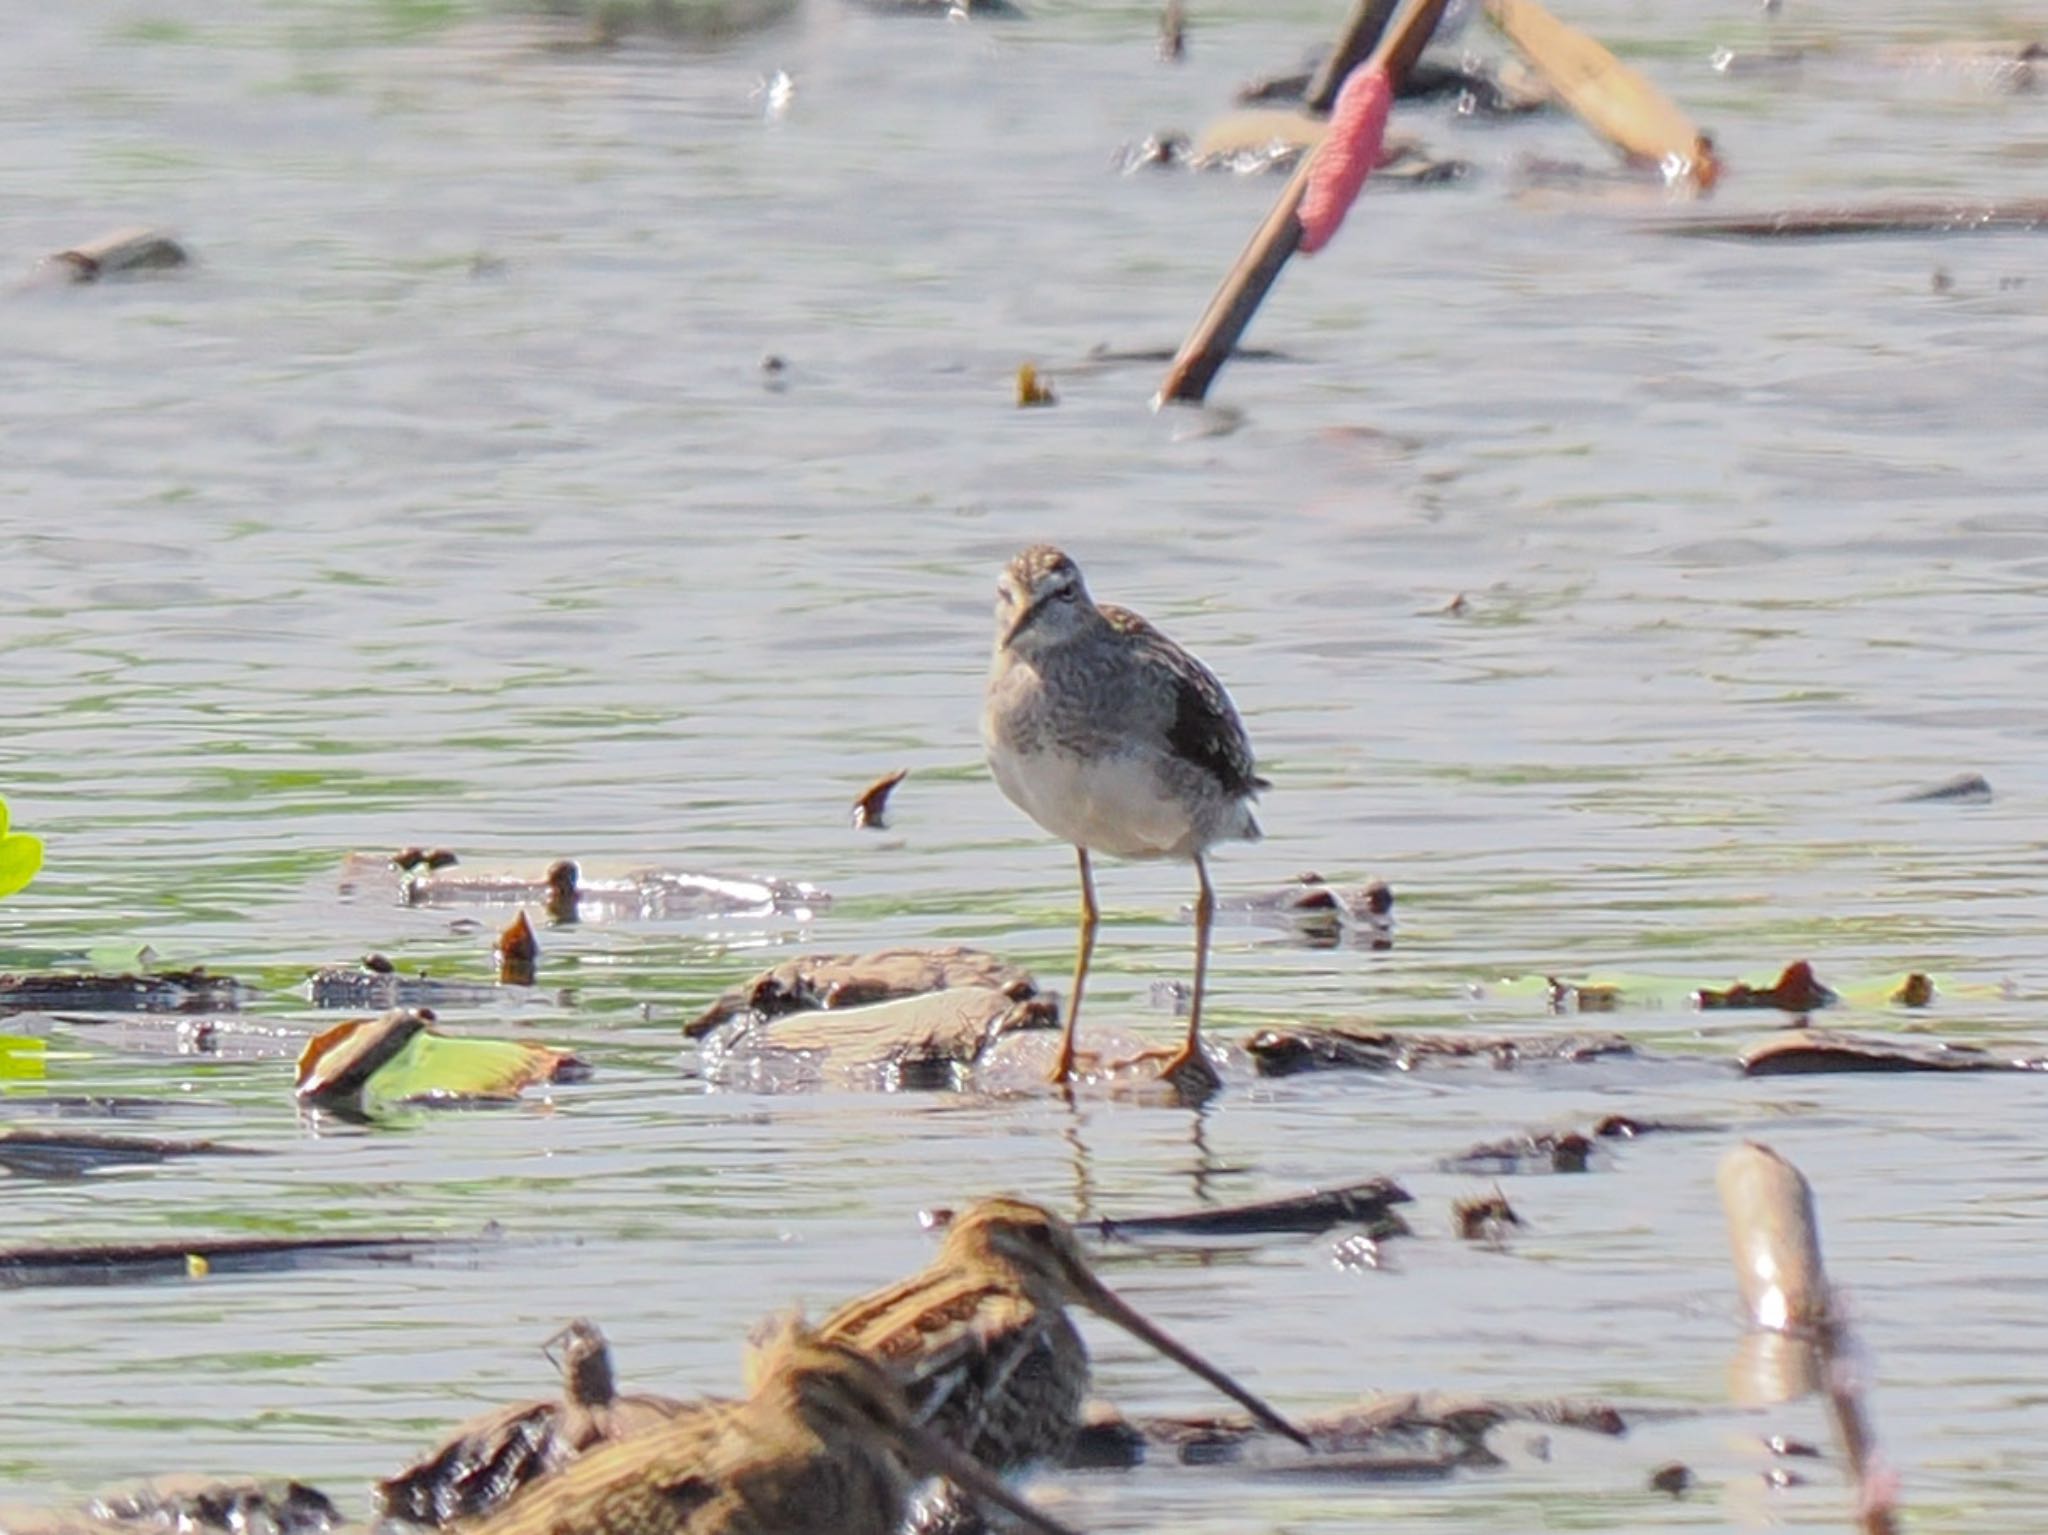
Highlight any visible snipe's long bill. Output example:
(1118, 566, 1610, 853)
(819, 1195, 1311, 1476)
(982, 545, 1267, 1096)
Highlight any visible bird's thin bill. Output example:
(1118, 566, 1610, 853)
(891, 1417, 1082, 1535)
(1078, 1277, 1315, 1451)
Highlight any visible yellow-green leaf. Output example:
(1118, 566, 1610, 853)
(0, 1036, 47, 1081)
(0, 832, 40, 900)
(295, 1011, 584, 1111)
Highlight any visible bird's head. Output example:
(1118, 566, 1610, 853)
(941, 1195, 1317, 1452)
(994, 545, 1096, 655)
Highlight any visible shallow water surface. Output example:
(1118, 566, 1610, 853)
(4, 0, 2048, 1529)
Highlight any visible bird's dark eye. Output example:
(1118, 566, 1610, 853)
(1054, 585, 1077, 603)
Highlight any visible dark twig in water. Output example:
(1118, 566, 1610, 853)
(1652, 201, 2048, 240)
(1091, 1177, 1413, 1240)
(1156, 0, 1448, 404)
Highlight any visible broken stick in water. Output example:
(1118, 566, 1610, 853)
(1716, 1143, 1899, 1535)
(1155, 0, 1447, 406)
(1484, 0, 1718, 188)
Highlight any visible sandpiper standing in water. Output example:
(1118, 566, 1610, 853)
(981, 545, 1266, 1095)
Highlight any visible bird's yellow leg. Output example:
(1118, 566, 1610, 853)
(1150, 855, 1221, 1095)
(1049, 846, 1098, 1086)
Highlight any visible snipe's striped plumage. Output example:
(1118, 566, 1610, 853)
(813, 1196, 1309, 1489)
(466, 1326, 1077, 1535)
(378, 1320, 685, 1526)
(982, 545, 1266, 1094)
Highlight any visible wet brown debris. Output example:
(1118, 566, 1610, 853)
(391, 855, 826, 924)
(1901, 772, 1991, 804)
(1453, 1189, 1521, 1242)
(1245, 1024, 1633, 1077)
(43, 228, 190, 284)
(0, 968, 247, 1016)
(0, 1234, 453, 1289)
(1545, 975, 1621, 1012)
(1015, 362, 1057, 406)
(1158, 0, 1184, 60)
(687, 945, 1039, 1038)
(496, 911, 540, 987)
(5, 1479, 343, 1535)
(1652, 200, 2048, 240)
(1696, 960, 1835, 1013)
(1091, 1178, 1413, 1242)
(1648, 1461, 1692, 1496)
(850, 769, 907, 830)
(303, 959, 498, 1010)
(1230, 873, 1394, 948)
(394, 847, 462, 873)
(1740, 1029, 2048, 1076)
(1067, 1391, 1627, 1474)
(0, 1129, 264, 1179)
(701, 986, 1057, 1091)
(1445, 1112, 1716, 1174)
(1445, 1129, 1595, 1175)
(1235, 54, 1550, 116)
(1890, 972, 1935, 1007)
(378, 1319, 688, 1527)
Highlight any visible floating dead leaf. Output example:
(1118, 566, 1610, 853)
(48, 228, 190, 283)
(1486, 0, 1718, 187)
(1890, 972, 1934, 1007)
(1901, 772, 1991, 804)
(1740, 1029, 2045, 1077)
(0, 969, 247, 1015)
(702, 987, 1056, 1092)
(496, 911, 540, 987)
(295, 1008, 587, 1110)
(1016, 362, 1057, 407)
(0, 1233, 456, 1289)
(688, 945, 1039, 1038)
(1091, 1178, 1413, 1241)
(1232, 873, 1393, 949)
(305, 958, 498, 1010)
(1696, 960, 1835, 1013)
(1648, 1462, 1692, 1496)
(1069, 1390, 1628, 1472)
(851, 769, 907, 831)
(0, 1130, 263, 1179)
(1444, 1129, 1594, 1175)
(1453, 1189, 1521, 1241)
(1246, 1024, 1632, 1077)
(393, 847, 461, 872)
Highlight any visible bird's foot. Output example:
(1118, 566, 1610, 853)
(1130, 1041, 1222, 1102)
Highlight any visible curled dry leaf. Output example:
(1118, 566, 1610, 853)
(497, 911, 540, 986)
(295, 1008, 587, 1110)
(850, 769, 908, 831)
(1697, 960, 1835, 1012)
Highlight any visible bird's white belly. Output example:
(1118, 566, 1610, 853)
(988, 743, 1192, 859)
